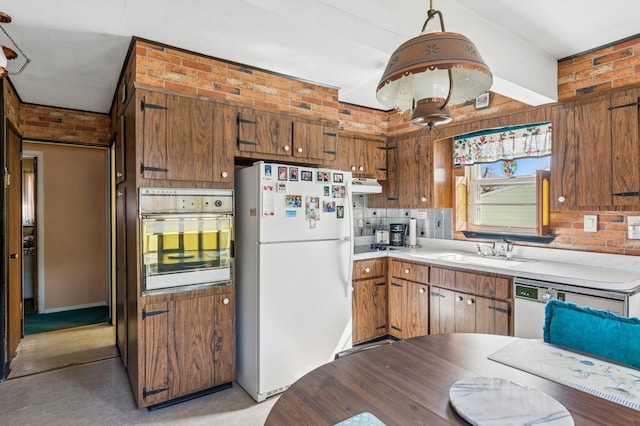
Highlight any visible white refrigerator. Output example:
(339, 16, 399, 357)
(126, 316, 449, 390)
(235, 161, 353, 402)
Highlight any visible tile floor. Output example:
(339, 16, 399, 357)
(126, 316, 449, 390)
(1, 324, 277, 425)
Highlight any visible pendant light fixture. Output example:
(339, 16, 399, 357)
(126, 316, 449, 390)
(376, 0, 492, 130)
(0, 11, 31, 78)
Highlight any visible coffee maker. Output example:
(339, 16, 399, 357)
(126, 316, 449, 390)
(389, 223, 405, 246)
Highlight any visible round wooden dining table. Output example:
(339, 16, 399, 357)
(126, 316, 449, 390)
(265, 333, 640, 425)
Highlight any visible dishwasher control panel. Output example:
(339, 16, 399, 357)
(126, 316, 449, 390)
(515, 285, 565, 302)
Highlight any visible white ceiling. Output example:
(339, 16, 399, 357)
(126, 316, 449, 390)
(3, 0, 640, 114)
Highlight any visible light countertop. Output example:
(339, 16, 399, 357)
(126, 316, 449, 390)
(353, 238, 640, 294)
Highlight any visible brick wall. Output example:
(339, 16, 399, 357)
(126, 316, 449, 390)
(134, 40, 340, 123)
(339, 103, 387, 136)
(558, 36, 640, 101)
(386, 92, 530, 136)
(20, 104, 111, 146)
(549, 212, 640, 256)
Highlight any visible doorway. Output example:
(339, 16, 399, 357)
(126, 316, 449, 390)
(20, 143, 111, 318)
(7, 142, 115, 377)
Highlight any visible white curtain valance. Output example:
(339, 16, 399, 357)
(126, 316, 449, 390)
(454, 122, 552, 166)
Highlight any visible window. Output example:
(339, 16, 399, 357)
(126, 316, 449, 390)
(453, 122, 553, 238)
(465, 156, 550, 235)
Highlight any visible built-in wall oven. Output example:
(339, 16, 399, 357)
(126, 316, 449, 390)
(514, 277, 627, 339)
(139, 188, 234, 294)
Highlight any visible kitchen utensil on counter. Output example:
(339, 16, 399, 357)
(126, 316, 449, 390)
(375, 228, 389, 245)
(407, 217, 419, 247)
(390, 223, 405, 246)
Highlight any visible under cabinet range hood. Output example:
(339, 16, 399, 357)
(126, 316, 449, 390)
(351, 178, 382, 194)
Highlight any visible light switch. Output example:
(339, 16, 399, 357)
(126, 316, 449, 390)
(584, 214, 597, 232)
(628, 216, 640, 239)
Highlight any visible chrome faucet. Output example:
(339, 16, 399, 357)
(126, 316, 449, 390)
(476, 243, 496, 257)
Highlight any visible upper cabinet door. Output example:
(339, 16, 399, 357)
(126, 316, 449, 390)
(212, 104, 236, 185)
(574, 97, 612, 208)
(292, 121, 338, 163)
(166, 95, 215, 182)
(396, 133, 432, 208)
(141, 91, 169, 180)
(611, 90, 640, 207)
(237, 112, 292, 157)
(552, 89, 640, 210)
(550, 103, 577, 211)
(140, 91, 216, 182)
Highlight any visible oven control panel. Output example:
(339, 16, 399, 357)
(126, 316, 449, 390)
(139, 188, 233, 215)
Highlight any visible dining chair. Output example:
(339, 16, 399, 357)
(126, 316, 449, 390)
(543, 299, 640, 369)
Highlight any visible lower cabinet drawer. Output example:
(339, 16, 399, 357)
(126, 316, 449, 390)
(391, 260, 428, 283)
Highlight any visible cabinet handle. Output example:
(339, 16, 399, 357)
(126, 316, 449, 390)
(284, 145, 290, 152)
(404, 269, 410, 274)
(222, 298, 230, 305)
(365, 267, 370, 273)
(10, 253, 18, 259)
(116, 172, 123, 178)
(297, 147, 303, 153)
(140, 163, 169, 174)
(221, 171, 228, 178)
(558, 195, 565, 203)
(611, 191, 640, 197)
(359, 166, 364, 171)
(467, 299, 474, 305)
(351, 166, 356, 171)
(117, 191, 124, 197)
(421, 196, 427, 202)
(457, 296, 464, 302)
(419, 288, 425, 294)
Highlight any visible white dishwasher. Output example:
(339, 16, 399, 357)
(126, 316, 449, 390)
(513, 277, 627, 339)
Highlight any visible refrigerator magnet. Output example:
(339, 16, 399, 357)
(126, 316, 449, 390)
(277, 182, 287, 193)
(264, 164, 272, 177)
(278, 166, 288, 181)
(301, 170, 313, 182)
(316, 170, 330, 182)
(332, 185, 346, 198)
(285, 210, 297, 218)
(323, 201, 336, 213)
(285, 195, 302, 208)
(324, 186, 330, 196)
(305, 196, 320, 221)
(289, 167, 298, 181)
(333, 173, 343, 183)
(336, 205, 345, 219)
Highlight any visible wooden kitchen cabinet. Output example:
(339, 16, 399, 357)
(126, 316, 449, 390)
(238, 110, 293, 157)
(139, 90, 233, 185)
(388, 259, 430, 339)
(371, 133, 452, 208)
(551, 88, 640, 210)
(430, 287, 510, 335)
(292, 121, 338, 163)
(138, 289, 235, 408)
(352, 259, 387, 344)
(337, 133, 387, 179)
(430, 266, 512, 336)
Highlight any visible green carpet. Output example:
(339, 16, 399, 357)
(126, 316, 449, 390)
(24, 306, 109, 335)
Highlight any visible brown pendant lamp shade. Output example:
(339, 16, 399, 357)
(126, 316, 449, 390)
(376, 1, 492, 128)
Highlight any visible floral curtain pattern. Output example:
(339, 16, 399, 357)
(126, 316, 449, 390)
(454, 122, 552, 166)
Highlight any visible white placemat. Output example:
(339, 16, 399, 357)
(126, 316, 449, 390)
(488, 339, 640, 411)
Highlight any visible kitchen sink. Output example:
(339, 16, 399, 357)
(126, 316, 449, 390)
(410, 252, 533, 268)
